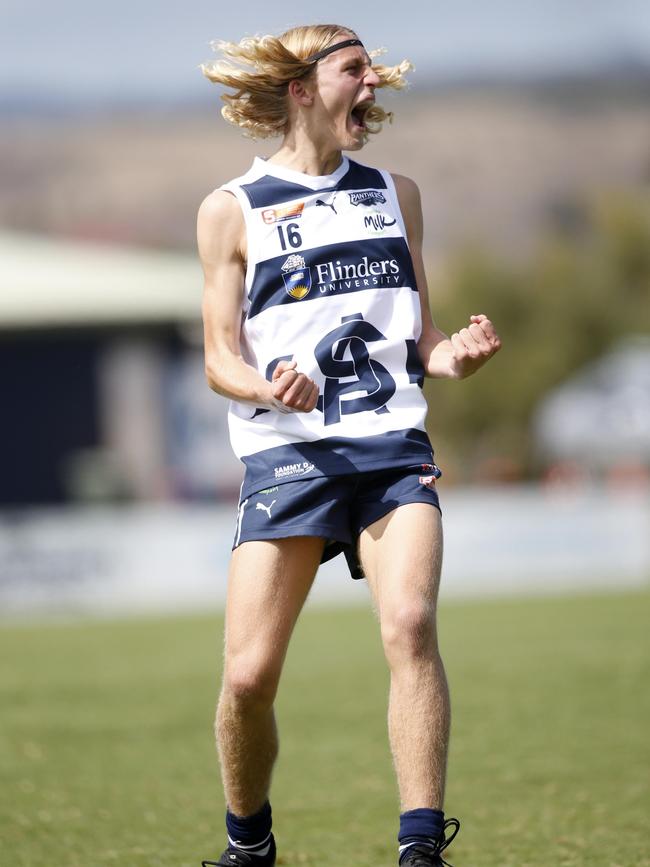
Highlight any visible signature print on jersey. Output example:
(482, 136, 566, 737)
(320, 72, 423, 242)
(281, 254, 312, 300)
(363, 208, 397, 234)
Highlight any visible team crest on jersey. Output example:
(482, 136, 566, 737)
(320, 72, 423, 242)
(281, 254, 312, 300)
(261, 202, 304, 224)
(349, 190, 387, 207)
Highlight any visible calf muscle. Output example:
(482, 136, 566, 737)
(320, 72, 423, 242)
(215, 537, 324, 815)
(360, 503, 450, 810)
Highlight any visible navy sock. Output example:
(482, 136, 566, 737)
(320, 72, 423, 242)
(226, 800, 273, 857)
(398, 808, 445, 862)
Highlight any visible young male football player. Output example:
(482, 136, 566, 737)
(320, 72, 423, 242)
(198, 24, 501, 867)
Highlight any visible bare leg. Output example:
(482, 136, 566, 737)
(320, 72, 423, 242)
(359, 503, 450, 810)
(216, 536, 324, 816)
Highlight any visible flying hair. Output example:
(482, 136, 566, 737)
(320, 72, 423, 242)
(200, 24, 412, 140)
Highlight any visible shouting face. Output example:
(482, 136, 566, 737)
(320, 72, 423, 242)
(296, 38, 381, 152)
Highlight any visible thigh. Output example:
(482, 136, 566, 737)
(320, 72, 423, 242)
(351, 463, 442, 544)
(224, 536, 325, 680)
(358, 502, 443, 619)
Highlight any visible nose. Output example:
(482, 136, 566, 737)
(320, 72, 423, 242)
(364, 66, 380, 88)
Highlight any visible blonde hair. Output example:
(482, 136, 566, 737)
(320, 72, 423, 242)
(201, 24, 412, 140)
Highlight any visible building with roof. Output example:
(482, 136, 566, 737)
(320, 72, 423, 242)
(0, 232, 241, 505)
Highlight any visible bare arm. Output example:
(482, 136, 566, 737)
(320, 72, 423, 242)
(198, 190, 318, 412)
(392, 174, 501, 379)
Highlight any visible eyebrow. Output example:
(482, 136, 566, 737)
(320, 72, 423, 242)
(340, 52, 373, 68)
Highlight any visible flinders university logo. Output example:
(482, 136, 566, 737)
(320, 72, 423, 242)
(281, 254, 312, 300)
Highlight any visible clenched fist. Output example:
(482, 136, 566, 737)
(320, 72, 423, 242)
(449, 314, 502, 379)
(270, 359, 319, 413)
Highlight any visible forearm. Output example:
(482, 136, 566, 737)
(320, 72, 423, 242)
(205, 349, 275, 407)
(418, 315, 502, 380)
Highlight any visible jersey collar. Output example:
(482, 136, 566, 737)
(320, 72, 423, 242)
(252, 156, 350, 191)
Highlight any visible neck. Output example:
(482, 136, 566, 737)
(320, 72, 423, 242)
(268, 129, 344, 177)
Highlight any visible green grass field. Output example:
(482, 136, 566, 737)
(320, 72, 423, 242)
(1, 590, 649, 867)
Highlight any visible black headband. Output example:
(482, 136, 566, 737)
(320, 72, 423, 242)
(304, 38, 365, 65)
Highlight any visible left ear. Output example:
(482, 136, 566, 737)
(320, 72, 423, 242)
(288, 78, 314, 107)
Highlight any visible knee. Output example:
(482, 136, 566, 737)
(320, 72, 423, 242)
(222, 656, 278, 709)
(380, 601, 439, 665)
(221, 658, 279, 711)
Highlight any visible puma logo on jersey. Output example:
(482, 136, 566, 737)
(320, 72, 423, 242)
(316, 194, 338, 214)
(256, 500, 276, 519)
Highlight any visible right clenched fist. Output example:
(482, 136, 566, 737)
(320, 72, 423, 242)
(270, 359, 319, 413)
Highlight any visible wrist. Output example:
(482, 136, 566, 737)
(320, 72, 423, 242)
(257, 380, 277, 409)
(422, 338, 456, 379)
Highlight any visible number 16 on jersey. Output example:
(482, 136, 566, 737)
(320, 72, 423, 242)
(277, 223, 302, 250)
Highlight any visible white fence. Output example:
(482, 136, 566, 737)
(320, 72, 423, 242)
(0, 486, 648, 619)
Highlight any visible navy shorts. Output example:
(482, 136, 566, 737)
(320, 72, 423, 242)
(232, 463, 442, 579)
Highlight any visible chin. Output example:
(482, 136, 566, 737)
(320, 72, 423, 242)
(336, 122, 367, 152)
(342, 132, 366, 152)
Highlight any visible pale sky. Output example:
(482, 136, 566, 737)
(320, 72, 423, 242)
(3, 0, 650, 104)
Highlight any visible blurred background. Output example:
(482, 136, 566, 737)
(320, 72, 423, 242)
(1, 0, 649, 617)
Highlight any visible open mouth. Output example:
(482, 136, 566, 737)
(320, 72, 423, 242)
(350, 99, 374, 130)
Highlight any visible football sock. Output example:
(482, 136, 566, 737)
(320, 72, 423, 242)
(226, 800, 274, 860)
(398, 808, 445, 863)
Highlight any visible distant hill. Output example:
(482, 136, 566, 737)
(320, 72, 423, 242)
(1, 76, 648, 261)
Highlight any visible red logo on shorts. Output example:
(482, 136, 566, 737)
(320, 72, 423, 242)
(419, 463, 442, 488)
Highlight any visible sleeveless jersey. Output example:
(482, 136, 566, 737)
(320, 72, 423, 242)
(220, 156, 433, 499)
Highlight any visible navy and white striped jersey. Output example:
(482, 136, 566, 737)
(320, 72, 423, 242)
(220, 156, 433, 498)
